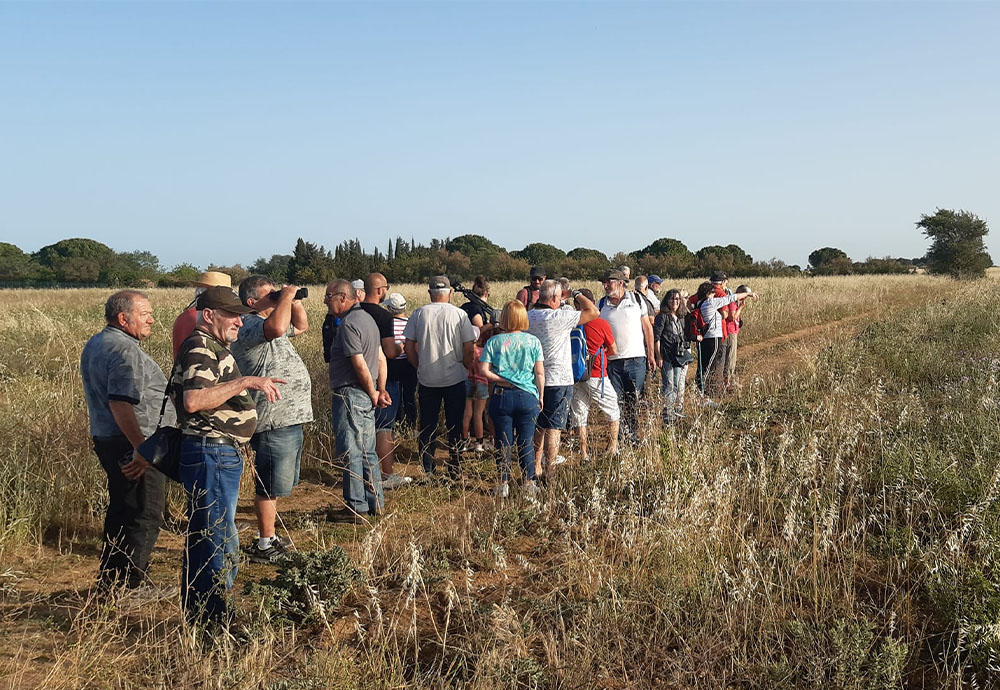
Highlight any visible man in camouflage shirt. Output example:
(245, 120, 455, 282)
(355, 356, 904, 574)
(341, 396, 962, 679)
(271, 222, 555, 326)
(171, 286, 284, 626)
(231, 275, 312, 563)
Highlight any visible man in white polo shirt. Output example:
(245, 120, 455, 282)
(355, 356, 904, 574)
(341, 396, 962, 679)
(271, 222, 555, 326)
(598, 269, 656, 444)
(527, 279, 599, 476)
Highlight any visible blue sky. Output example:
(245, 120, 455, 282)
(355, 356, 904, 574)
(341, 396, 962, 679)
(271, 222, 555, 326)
(2, 1, 997, 269)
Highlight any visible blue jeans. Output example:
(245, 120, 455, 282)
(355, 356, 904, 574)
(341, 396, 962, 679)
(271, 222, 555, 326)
(249, 424, 303, 498)
(661, 365, 687, 419)
(607, 356, 647, 442)
(331, 386, 384, 515)
(489, 386, 540, 482)
(179, 436, 243, 625)
(418, 381, 466, 477)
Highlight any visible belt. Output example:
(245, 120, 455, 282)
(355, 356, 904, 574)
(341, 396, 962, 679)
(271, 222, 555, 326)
(493, 381, 516, 390)
(181, 434, 238, 447)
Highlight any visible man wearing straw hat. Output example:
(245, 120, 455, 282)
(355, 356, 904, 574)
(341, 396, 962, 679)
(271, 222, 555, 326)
(171, 271, 232, 359)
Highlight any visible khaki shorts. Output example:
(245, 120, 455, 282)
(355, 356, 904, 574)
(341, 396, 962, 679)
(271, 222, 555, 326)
(568, 377, 620, 427)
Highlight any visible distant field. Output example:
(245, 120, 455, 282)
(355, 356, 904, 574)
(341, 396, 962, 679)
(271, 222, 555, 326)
(6, 273, 999, 689)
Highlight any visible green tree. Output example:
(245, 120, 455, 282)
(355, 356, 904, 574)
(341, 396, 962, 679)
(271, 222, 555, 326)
(567, 247, 609, 263)
(0, 242, 43, 282)
(250, 254, 293, 282)
(917, 208, 992, 278)
(808, 247, 850, 270)
(446, 234, 504, 256)
(287, 238, 336, 284)
(104, 250, 163, 285)
(34, 238, 116, 283)
(513, 242, 566, 267)
(638, 237, 693, 260)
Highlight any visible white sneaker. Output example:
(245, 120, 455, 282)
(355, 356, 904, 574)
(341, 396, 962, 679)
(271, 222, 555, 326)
(493, 482, 510, 498)
(701, 398, 719, 408)
(550, 455, 567, 467)
(474, 441, 485, 452)
(382, 473, 413, 490)
(522, 481, 540, 496)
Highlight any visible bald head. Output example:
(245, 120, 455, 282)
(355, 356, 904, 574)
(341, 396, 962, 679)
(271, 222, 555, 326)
(363, 273, 388, 304)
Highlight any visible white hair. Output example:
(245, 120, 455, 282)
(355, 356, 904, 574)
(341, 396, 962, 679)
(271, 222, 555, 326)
(538, 279, 559, 303)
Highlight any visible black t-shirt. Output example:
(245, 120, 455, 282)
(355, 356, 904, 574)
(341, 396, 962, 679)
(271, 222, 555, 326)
(357, 302, 395, 340)
(461, 301, 488, 325)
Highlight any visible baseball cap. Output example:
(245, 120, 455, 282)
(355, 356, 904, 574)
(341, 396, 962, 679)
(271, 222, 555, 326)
(710, 270, 728, 283)
(428, 275, 451, 289)
(383, 292, 407, 313)
(529, 266, 546, 278)
(647, 274, 663, 285)
(601, 269, 626, 282)
(192, 271, 232, 289)
(196, 286, 255, 314)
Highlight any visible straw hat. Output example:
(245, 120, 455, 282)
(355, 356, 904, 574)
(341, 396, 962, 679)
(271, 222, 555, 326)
(192, 271, 232, 288)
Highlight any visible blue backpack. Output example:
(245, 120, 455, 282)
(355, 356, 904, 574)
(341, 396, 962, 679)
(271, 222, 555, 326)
(571, 325, 605, 384)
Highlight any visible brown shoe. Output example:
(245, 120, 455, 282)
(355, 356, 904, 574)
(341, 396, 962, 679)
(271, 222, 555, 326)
(325, 507, 373, 524)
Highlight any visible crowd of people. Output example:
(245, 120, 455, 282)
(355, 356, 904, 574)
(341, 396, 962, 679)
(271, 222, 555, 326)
(79, 265, 758, 629)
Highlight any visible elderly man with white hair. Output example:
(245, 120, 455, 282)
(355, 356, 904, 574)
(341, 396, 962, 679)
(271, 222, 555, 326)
(403, 276, 477, 479)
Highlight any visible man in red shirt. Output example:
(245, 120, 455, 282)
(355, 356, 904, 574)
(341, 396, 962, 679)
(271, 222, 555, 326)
(515, 266, 546, 309)
(171, 271, 232, 359)
(567, 288, 620, 463)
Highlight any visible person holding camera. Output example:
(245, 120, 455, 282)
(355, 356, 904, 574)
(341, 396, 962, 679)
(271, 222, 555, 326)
(230, 275, 311, 563)
(653, 288, 694, 423)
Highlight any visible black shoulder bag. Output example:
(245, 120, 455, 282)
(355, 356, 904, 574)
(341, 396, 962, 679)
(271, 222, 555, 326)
(136, 380, 182, 483)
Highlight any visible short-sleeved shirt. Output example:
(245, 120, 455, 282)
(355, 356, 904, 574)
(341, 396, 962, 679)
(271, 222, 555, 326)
(600, 293, 647, 360)
(81, 326, 176, 438)
(461, 301, 488, 325)
(328, 305, 380, 390)
(230, 314, 313, 433)
(357, 302, 395, 341)
(170, 329, 257, 443)
(527, 305, 582, 387)
(402, 302, 477, 388)
(636, 291, 657, 319)
(583, 318, 616, 379)
(480, 331, 544, 398)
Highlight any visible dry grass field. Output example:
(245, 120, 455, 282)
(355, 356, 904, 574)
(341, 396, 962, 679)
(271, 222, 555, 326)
(3, 274, 1000, 689)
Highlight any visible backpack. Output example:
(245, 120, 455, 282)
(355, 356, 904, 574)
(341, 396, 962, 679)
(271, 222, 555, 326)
(571, 325, 606, 384)
(597, 291, 641, 312)
(684, 300, 710, 340)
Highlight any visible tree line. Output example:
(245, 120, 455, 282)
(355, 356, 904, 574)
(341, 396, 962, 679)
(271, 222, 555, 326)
(0, 208, 989, 287)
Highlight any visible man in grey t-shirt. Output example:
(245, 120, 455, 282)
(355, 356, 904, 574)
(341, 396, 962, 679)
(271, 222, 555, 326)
(231, 275, 312, 563)
(403, 276, 476, 478)
(325, 279, 389, 522)
(81, 290, 176, 591)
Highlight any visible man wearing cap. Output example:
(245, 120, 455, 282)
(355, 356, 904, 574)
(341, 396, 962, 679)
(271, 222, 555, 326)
(598, 269, 656, 444)
(229, 275, 311, 563)
(170, 286, 285, 625)
(527, 279, 599, 475)
(81, 290, 175, 592)
(359, 273, 410, 490)
(325, 279, 389, 522)
(403, 276, 477, 479)
(171, 271, 232, 360)
(647, 275, 664, 297)
(516, 267, 546, 309)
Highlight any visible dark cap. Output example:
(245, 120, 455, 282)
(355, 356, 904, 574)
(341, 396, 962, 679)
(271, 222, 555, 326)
(647, 274, 663, 285)
(428, 275, 451, 290)
(601, 269, 626, 282)
(529, 266, 547, 278)
(710, 270, 728, 283)
(196, 286, 255, 314)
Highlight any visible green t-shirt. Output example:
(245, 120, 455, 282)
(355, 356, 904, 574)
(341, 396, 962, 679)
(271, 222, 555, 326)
(480, 331, 544, 397)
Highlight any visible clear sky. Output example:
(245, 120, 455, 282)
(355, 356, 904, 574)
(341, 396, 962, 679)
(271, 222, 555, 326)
(2, 1, 997, 269)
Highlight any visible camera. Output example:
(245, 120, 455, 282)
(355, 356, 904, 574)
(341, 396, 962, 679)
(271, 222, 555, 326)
(450, 278, 499, 326)
(269, 287, 308, 301)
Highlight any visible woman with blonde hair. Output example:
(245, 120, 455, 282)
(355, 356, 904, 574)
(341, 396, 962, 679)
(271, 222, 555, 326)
(478, 301, 545, 497)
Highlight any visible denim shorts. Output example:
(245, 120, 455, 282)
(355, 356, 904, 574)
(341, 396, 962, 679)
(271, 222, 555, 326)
(466, 380, 489, 400)
(249, 424, 304, 498)
(374, 380, 401, 431)
(536, 384, 572, 430)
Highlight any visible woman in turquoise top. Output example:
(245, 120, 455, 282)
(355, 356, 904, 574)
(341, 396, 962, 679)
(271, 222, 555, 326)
(479, 301, 545, 497)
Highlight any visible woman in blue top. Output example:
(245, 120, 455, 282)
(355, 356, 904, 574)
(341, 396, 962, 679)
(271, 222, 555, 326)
(479, 300, 545, 497)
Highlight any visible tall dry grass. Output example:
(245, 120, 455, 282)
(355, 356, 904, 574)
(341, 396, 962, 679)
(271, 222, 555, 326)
(5, 274, 989, 689)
